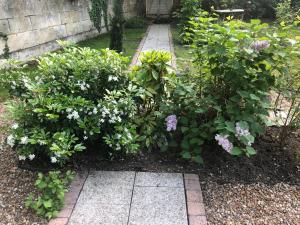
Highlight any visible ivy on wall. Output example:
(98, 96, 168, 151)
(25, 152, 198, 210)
(0, 32, 9, 59)
(89, 0, 109, 33)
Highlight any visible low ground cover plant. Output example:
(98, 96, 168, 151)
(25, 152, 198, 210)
(25, 170, 74, 219)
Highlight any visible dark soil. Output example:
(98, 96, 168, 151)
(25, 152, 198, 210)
(72, 127, 300, 186)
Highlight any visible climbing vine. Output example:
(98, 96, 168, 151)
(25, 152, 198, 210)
(0, 32, 9, 59)
(89, 0, 109, 33)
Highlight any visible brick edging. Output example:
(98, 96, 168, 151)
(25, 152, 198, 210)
(129, 25, 151, 67)
(48, 171, 89, 225)
(184, 174, 208, 225)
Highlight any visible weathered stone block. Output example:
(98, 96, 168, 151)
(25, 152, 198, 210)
(30, 14, 61, 30)
(61, 11, 81, 24)
(0, 19, 10, 33)
(0, 0, 13, 19)
(8, 17, 32, 33)
(24, 0, 48, 16)
(7, 30, 37, 52)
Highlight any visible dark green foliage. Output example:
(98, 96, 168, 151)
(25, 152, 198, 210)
(0, 32, 9, 59)
(25, 171, 74, 219)
(125, 17, 147, 29)
(110, 0, 125, 53)
(89, 0, 109, 33)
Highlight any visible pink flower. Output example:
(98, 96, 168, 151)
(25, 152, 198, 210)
(215, 134, 233, 153)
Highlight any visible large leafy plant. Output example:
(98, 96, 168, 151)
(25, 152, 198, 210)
(162, 15, 292, 162)
(1, 46, 139, 164)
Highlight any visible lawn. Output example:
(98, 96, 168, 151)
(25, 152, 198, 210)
(171, 26, 196, 73)
(78, 28, 147, 63)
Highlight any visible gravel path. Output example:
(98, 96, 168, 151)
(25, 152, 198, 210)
(202, 181, 300, 225)
(0, 103, 47, 225)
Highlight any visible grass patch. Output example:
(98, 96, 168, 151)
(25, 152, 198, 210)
(78, 28, 147, 63)
(171, 26, 195, 72)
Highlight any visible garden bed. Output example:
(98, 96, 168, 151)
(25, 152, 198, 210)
(0, 103, 47, 225)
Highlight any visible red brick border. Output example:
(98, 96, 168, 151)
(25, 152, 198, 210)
(184, 174, 208, 225)
(48, 171, 88, 225)
(130, 25, 151, 67)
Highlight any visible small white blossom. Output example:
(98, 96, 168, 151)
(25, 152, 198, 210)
(12, 123, 19, 129)
(28, 154, 35, 160)
(84, 136, 88, 140)
(7, 135, 15, 147)
(18, 155, 26, 161)
(51, 157, 57, 163)
(93, 108, 98, 114)
(20, 136, 29, 145)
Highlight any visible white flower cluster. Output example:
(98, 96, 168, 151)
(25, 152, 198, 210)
(108, 75, 119, 82)
(77, 80, 90, 91)
(18, 154, 35, 161)
(101, 106, 122, 124)
(67, 108, 80, 120)
(235, 122, 252, 146)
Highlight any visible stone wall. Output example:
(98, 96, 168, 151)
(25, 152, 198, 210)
(0, 0, 138, 61)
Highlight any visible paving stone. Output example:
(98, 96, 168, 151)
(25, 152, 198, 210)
(135, 172, 183, 187)
(187, 202, 206, 216)
(48, 218, 68, 225)
(189, 216, 208, 225)
(77, 171, 135, 205)
(128, 186, 188, 225)
(186, 190, 204, 203)
(185, 174, 199, 180)
(69, 203, 129, 225)
(185, 179, 202, 191)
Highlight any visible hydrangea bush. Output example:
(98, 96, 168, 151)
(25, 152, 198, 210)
(1, 47, 140, 164)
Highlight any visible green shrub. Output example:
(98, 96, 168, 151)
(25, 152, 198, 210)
(125, 17, 147, 29)
(129, 51, 176, 150)
(110, 0, 125, 53)
(276, 0, 299, 23)
(2, 46, 139, 164)
(25, 171, 74, 219)
(157, 15, 298, 163)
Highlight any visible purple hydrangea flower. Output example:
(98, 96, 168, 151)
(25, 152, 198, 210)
(235, 122, 250, 137)
(215, 134, 233, 153)
(166, 115, 177, 132)
(251, 40, 270, 52)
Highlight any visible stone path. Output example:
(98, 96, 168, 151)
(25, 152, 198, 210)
(49, 172, 207, 225)
(131, 24, 176, 67)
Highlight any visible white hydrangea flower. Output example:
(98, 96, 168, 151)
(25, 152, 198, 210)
(12, 123, 19, 129)
(84, 136, 88, 140)
(18, 155, 26, 161)
(93, 108, 98, 114)
(51, 157, 57, 163)
(7, 135, 15, 147)
(28, 154, 35, 160)
(20, 136, 29, 145)
(72, 111, 80, 120)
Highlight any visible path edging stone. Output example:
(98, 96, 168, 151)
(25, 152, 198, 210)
(184, 174, 208, 225)
(48, 171, 88, 225)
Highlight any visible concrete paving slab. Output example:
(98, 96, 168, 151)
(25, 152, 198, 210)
(68, 203, 130, 225)
(135, 172, 184, 187)
(128, 186, 188, 225)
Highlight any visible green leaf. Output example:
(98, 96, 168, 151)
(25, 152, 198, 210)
(231, 147, 242, 156)
(181, 126, 189, 133)
(246, 146, 256, 156)
(225, 121, 235, 133)
(182, 151, 191, 159)
(43, 200, 52, 209)
(250, 94, 260, 101)
(194, 155, 204, 164)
